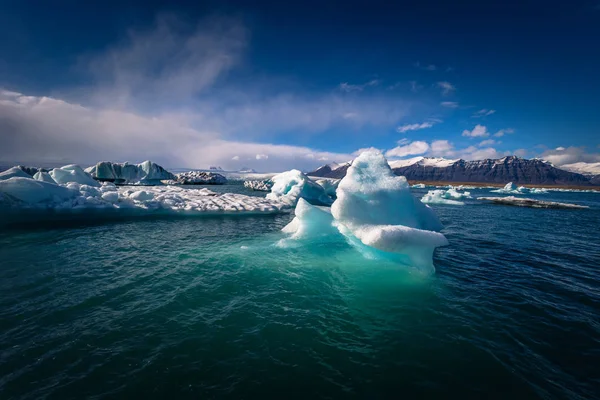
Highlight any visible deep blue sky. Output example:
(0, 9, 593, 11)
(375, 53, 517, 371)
(0, 0, 599, 169)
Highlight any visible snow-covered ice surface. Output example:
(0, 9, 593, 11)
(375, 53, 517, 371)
(281, 151, 448, 275)
(173, 171, 227, 185)
(85, 161, 174, 185)
(243, 180, 273, 191)
(477, 196, 589, 209)
(0, 176, 291, 226)
(266, 170, 334, 206)
(50, 165, 100, 187)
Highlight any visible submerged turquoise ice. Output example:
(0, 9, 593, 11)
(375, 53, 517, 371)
(1, 179, 600, 398)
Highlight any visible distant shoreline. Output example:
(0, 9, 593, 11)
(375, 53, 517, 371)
(408, 180, 600, 191)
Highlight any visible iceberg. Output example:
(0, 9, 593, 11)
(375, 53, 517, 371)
(0, 177, 78, 204)
(33, 171, 57, 184)
(420, 190, 465, 205)
(85, 160, 175, 185)
(0, 166, 33, 181)
(282, 151, 448, 274)
(266, 169, 333, 206)
(173, 171, 227, 185)
(50, 165, 100, 187)
(411, 183, 426, 189)
(0, 176, 291, 226)
(243, 180, 273, 191)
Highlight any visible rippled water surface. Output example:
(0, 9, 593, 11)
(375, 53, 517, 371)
(1, 186, 599, 399)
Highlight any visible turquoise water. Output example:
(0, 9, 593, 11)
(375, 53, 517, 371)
(1, 186, 599, 399)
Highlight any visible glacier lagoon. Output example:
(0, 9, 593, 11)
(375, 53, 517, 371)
(1, 166, 600, 398)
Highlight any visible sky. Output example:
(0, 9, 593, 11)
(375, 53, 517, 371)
(0, 0, 599, 171)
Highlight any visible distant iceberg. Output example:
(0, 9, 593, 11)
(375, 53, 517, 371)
(491, 182, 548, 195)
(173, 171, 227, 185)
(477, 196, 588, 209)
(420, 188, 470, 205)
(282, 151, 448, 274)
(85, 160, 175, 185)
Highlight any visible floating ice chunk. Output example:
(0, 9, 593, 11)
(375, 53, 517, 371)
(477, 196, 588, 209)
(33, 171, 57, 184)
(281, 198, 337, 239)
(411, 183, 426, 189)
(50, 165, 100, 187)
(173, 171, 227, 185)
(315, 178, 339, 198)
(267, 169, 333, 206)
(528, 188, 549, 194)
(421, 190, 465, 205)
(86, 160, 175, 185)
(244, 180, 273, 191)
(329, 151, 447, 273)
(0, 167, 32, 180)
(491, 182, 529, 194)
(445, 187, 471, 200)
(0, 177, 78, 203)
(129, 190, 154, 201)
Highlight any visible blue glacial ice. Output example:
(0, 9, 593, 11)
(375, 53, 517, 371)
(85, 160, 175, 185)
(282, 151, 448, 274)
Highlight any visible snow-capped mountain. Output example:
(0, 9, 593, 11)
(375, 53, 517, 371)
(309, 156, 596, 185)
(560, 162, 600, 176)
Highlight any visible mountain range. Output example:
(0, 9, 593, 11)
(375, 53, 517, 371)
(309, 156, 600, 186)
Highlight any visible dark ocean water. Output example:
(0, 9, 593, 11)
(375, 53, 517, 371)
(1, 185, 599, 399)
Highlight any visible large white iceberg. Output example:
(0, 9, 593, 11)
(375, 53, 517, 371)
(85, 160, 175, 185)
(490, 182, 548, 195)
(282, 151, 448, 274)
(50, 164, 100, 187)
(266, 169, 333, 206)
(173, 171, 227, 185)
(0, 177, 78, 204)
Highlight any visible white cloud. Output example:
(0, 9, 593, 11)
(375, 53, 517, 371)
(385, 140, 430, 158)
(472, 109, 496, 117)
(437, 81, 456, 95)
(338, 79, 381, 92)
(514, 149, 528, 157)
(396, 121, 435, 133)
(462, 124, 489, 138)
(539, 146, 600, 166)
(430, 140, 453, 153)
(479, 139, 496, 147)
(0, 90, 355, 171)
(494, 128, 514, 137)
(441, 101, 459, 108)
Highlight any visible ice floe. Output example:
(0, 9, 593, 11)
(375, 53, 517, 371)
(282, 151, 448, 274)
(477, 196, 589, 209)
(0, 167, 35, 181)
(50, 164, 100, 187)
(0, 176, 291, 224)
(266, 169, 333, 206)
(490, 182, 548, 195)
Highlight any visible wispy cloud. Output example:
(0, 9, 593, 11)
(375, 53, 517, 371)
(539, 146, 600, 166)
(413, 62, 437, 71)
(396, 121, 437, 133)
(437, 81, 456, 95)
(338, 79, 381, 92)
(441, 101, 459, 108)
(494, 128, 514, 137)
(472, 109, 496, 117)
(479, 139, 496, 147)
